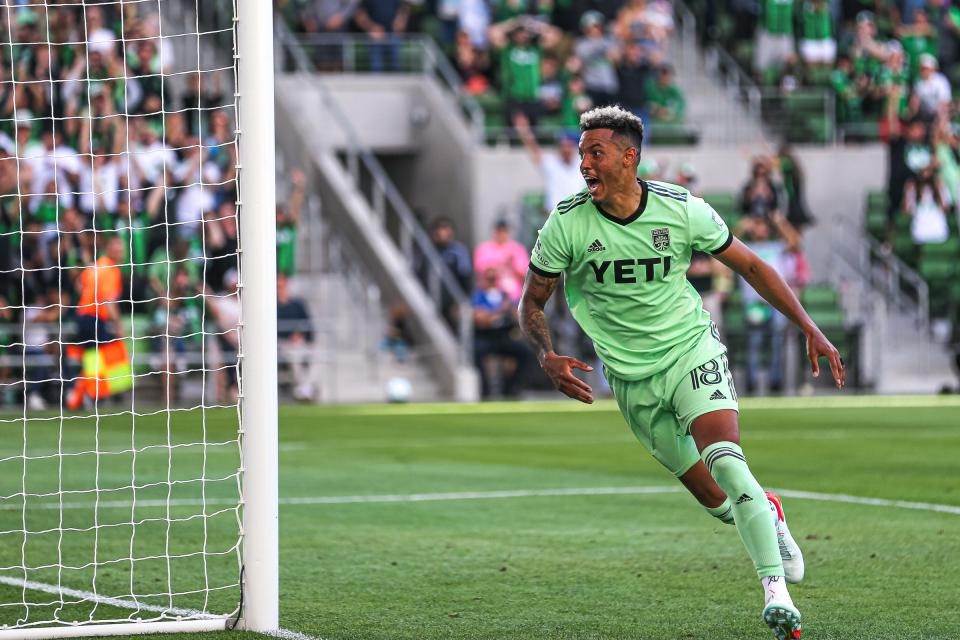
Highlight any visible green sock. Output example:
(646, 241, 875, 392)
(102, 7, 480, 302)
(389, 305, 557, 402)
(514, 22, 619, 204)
(705, 498, 735, 525)
(702, 442, 783, 578)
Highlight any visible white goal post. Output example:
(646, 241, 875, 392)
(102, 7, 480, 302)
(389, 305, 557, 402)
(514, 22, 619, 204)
(235, 0, 279, 633)
(0, 0, 278, 636)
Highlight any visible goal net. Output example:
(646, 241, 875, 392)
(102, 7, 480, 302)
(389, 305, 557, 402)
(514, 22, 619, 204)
(0, 0, 277, 636)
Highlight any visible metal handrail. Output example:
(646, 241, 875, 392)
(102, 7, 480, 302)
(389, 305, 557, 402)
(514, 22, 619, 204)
(705, 43, 762, 123)
(671, 0, 766, 143)
(834, 216, 930, 331)
(419, 36, 485, 140)
(276, 21, 473, 364)
(286, 32, 484, 141)
(756, 87, 836, 144)
(676, 0, 842, 145)
(672, 0, 698, 84)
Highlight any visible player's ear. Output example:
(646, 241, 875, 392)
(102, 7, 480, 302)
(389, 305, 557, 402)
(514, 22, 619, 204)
(623, 146, 637, 168)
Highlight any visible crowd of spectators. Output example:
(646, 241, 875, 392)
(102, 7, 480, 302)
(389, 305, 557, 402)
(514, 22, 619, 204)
(279, 0, 689, 136)
(702, 0, 959, 129)
(410, 215, 533, 399)
(0, 4, 309, 409)
(878, 103, 960, 260)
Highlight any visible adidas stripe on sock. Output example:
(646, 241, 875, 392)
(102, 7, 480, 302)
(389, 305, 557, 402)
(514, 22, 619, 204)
(701, 441, 784, 578)
(705, 498, 735, 525)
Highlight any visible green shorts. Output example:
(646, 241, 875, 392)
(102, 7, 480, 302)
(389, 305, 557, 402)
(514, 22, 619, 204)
(604, 331, 740, 477)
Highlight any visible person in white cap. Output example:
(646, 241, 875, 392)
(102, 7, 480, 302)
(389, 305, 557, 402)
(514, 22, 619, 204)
(910, 53, 951, 120)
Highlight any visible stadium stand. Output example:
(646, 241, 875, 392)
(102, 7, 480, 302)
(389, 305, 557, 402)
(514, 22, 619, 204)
(0, 4, 315, 408)
(685, 0, 960, 142)
(281, 0, 699, 145)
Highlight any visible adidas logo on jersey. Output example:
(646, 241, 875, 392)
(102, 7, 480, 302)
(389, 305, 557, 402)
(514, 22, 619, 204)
(735, 493, 753, 504)
(709, 390, 727, 400)
(587, 239, 606, 252)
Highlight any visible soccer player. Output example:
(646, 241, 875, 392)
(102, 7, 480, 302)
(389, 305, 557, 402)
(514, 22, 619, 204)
(518, 106, 844, 640)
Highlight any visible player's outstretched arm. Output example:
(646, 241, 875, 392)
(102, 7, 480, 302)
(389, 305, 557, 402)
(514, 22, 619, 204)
(519, 270, 595, 403)
(715, 237, 845, 389)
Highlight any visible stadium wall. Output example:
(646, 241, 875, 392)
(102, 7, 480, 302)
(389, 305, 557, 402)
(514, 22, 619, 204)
(309, 75, 477, 245)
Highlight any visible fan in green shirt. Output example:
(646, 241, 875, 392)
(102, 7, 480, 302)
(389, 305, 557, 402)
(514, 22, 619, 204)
(491, 0, 551, 22)
(644, 65, 685, 124)
(762, 0, 796, 35)
(755, 0, 797, 74)
(518, 105, 844, 640)
(277, 169, 305, 277)
(798, 0, 835, 70)
(276, 222, 298, 278)
(147, 239, 201, 301)
(560, 75, 593, 128)
(877, 44, 910, 119)
(800, 0, 831, 40)
(489, 17, 561, 125)
(33, 196, 59, 226)
(829, 56, 862, 123)
(899, 10, 938, 81)
(113, 198, 153, 276)
(500, 40, 541, 103)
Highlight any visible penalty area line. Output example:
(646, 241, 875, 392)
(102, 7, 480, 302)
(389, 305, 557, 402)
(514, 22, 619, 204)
(0, 576, 327, 640)
(267, 629, 328, 640)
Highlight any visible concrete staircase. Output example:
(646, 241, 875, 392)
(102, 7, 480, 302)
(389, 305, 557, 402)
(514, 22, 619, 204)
(290, 271, 444, 404)
(668, 33, 768, 145)
(874, 313, 955, 394)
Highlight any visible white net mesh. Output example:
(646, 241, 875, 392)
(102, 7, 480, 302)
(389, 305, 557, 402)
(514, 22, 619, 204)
(0, 0, 243, 631)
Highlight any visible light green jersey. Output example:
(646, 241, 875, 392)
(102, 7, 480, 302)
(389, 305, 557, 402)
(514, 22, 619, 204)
(530, 180, 732, 381)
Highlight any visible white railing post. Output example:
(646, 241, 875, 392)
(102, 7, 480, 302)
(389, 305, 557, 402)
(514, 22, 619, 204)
(237, 0, 279, 632)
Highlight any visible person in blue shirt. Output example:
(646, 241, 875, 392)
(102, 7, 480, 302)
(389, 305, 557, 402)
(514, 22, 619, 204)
(472, 266, 532, 398)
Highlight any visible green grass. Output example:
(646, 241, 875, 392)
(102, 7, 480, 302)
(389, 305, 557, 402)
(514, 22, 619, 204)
(1, 398, 960, 639)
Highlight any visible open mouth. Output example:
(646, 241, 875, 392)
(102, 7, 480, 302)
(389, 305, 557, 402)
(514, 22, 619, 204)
(584, 176, 601, 195)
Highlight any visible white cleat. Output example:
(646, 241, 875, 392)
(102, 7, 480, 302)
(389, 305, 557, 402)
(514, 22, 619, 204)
(763, 600, 802, 640)
(766, 491, 804, 584)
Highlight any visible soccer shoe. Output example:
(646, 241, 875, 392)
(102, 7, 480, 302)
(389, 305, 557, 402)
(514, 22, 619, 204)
(762, 601, 802, 640)
(766, 491, 805, 584)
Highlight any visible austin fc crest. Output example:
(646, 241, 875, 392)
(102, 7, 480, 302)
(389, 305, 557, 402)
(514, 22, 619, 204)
(652, 228, 670, 251)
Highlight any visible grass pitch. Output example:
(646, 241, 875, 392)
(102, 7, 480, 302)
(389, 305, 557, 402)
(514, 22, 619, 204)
(1, 397, 959, 639)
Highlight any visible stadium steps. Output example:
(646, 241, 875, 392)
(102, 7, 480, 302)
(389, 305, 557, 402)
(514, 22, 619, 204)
(296, 271, 443, 403)
(671, 27, 768, 145)
(274, 68, 479, 402)
(875, 313, 956, 394)
(845, 191, 956, 391)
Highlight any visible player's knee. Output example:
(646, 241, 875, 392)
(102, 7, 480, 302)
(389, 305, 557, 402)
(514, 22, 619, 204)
(701, 441, 753, 489)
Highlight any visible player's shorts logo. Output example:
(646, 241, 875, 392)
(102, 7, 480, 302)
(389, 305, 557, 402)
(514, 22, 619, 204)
(651, 228, 670, 251)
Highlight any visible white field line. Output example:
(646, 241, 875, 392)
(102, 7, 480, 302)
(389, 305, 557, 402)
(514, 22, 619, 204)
(323, 395, 960, 416)
(6, 426, 955, 459)
(280, 428, 959, 450)
(0, 575, 221, 620)
(0, 575, 327, 640)
(1, 486, 958, 515)
(267, 629, 327, 640)
(281, 486, 686, 504)
(772, 489, 960, 516)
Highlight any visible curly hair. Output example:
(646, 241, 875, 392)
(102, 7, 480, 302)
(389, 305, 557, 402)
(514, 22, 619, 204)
(579, 105, 644, 158)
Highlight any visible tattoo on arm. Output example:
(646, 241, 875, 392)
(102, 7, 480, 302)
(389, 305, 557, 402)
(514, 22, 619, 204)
(519, 271, 560, 363)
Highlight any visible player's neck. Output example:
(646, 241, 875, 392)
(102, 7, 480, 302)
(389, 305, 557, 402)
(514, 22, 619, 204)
(599, 178, 644, 220)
